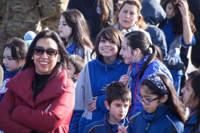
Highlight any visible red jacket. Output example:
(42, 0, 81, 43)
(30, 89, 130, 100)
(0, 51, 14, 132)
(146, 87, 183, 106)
(0, 67, 75, 133)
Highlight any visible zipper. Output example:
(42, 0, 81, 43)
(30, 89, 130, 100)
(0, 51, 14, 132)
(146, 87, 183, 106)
(145, 123, 151, 133)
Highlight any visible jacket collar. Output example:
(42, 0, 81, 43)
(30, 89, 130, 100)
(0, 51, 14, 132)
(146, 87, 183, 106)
(6, 66, 71, 108)
(131, 54, 150, 75)
(114, 22, 140, 35)
(187, 114, 198, 125)
(95, 57, 123, 71)
(3, 65, 23, 80)
(141, 105, 170, 122)
(104, 111, 129, 132)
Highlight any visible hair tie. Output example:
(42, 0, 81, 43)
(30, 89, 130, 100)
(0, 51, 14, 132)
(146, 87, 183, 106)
(146, 73, 168, 94)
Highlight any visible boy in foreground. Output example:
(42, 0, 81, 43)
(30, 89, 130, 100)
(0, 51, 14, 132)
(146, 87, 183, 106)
(83, 82, 132, 133)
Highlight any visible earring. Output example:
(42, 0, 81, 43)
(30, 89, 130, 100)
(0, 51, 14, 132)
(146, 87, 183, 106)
(31, 57, 33, 60)
(58, 60, 60, 62)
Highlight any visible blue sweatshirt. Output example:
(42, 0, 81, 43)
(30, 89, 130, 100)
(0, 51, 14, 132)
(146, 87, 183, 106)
(69, 57, 129, 133)
(83, 111, 129, 133)
(184, 114, 200, 133)
(129, 106, 184, 133)
(128, 54, 172, 117)
(160, 18, 195, 76)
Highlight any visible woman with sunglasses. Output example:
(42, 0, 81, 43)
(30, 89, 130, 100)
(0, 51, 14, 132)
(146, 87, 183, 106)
(0, 30, 75, 133)
(119, 73, 185, 133)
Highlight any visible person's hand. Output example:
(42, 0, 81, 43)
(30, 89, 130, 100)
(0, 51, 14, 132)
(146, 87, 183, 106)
(178, 0, 189, 21)
(119, 74, 129, 85)
(87, 97, 97, 112)
(118, 125, 128, 133)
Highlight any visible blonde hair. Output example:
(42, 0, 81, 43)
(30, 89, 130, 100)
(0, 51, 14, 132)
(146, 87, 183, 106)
(112, 0, 147, 30)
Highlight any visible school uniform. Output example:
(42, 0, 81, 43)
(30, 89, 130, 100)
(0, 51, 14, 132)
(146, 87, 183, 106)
(129, 106, 184, 133)
(69, 57, 129, 133)
(83, 111, 129, 133)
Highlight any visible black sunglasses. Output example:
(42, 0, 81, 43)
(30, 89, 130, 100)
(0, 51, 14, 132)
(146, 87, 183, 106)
(34, 46, 59, 58)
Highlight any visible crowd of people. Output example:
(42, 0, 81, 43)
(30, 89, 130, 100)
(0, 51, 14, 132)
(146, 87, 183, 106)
(0, 0, 199, 133)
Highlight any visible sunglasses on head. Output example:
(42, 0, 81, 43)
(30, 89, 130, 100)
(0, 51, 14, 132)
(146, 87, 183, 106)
(34, 46, 59, 58)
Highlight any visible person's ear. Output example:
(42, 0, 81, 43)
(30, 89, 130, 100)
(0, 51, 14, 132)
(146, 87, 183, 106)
(58, 54, 61, 62)
(160, 94, 168, 104)
(104, 101, 110, 110)
(73, 73, 80, 80)
(19, 59, 26, 66)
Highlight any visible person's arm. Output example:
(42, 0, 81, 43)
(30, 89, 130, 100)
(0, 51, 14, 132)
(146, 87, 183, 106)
(179, 0, 193, 45)
(0, 89, 32, 133)
(10, 82, 75, 132)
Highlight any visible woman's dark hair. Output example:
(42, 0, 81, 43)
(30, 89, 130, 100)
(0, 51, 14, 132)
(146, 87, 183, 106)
(91, 27, 123, 63)
(61, 9, 93, 59)
(97, 0, 114, 29)
(112, 0, 147, 30)
(159, 0, 196, 35)
(23, 30, 69, 78)
(3, 37, 28, 63)
(141, 73, 186, 123)
(186, 71, 200, 133)
(124, 31, 163, 79)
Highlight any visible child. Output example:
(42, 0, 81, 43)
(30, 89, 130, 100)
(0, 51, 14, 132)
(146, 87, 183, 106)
(67, 55, 86, 84)
(83, 82, 131, 133)
(58, 9, 94, 63)
(119, 73, 185, 133)
(181, 70, 200, 133)
(0, 37, 28, 102)
(69, 27, 129, 133)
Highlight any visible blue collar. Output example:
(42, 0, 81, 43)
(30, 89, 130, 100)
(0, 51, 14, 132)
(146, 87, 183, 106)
(66, 42, 77, 55)
(3, 65, 23, 80)
(105, 111, 127, 133)
(141, 105, 170, 122)
(95, 57, 123, 71)
(187, 114, 198, 125)
(131, 54, 150, 75)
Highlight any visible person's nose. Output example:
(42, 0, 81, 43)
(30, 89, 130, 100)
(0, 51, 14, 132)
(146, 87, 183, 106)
(119, 49, 123, 55)
(3, 58, 8, 65)
(41, 51, 48, 58)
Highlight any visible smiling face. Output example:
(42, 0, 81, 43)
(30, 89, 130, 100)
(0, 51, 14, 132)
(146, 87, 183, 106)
(181, 79, 199, 110)
(140, 85, 160, 114)
(105, 99, 130, 124)
(98, 36, 119, 63)
(165, 2, 175, 19)
(119, 38, 134, 64)
(58, 15, 72, 40)
(33, 38, 61, 75)
(3, 47, 20, 72)
(118, 4, 139, 30)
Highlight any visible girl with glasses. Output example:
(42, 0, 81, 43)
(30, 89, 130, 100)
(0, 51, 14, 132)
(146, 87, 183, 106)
(0, 30, 75, 133)
(119, 73, 185, 133)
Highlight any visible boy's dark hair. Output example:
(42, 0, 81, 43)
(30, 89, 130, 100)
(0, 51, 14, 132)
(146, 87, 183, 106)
(69, 55, 86, 74)
(106, 82, 132, 105)
(3, 37, 28, 63)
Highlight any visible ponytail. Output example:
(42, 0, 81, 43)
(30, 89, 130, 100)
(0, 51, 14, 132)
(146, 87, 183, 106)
(139, 45, 162, 79)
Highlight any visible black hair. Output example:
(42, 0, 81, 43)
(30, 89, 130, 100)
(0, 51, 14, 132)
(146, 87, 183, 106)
(69, 55, 86, 74)
(141, 73, 186, 123)
(3, 37, 28, 63)
(186, 71, 200, 133)
(91, 27, 123, 63)
(124, 31, 163, 79)
(106, 82, 132, 105)
(23, 30, 69, 79)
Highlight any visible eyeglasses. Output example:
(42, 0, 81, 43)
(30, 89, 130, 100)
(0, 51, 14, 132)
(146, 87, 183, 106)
(34, 46, 59, 58)
(137, 94, 160, 105)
